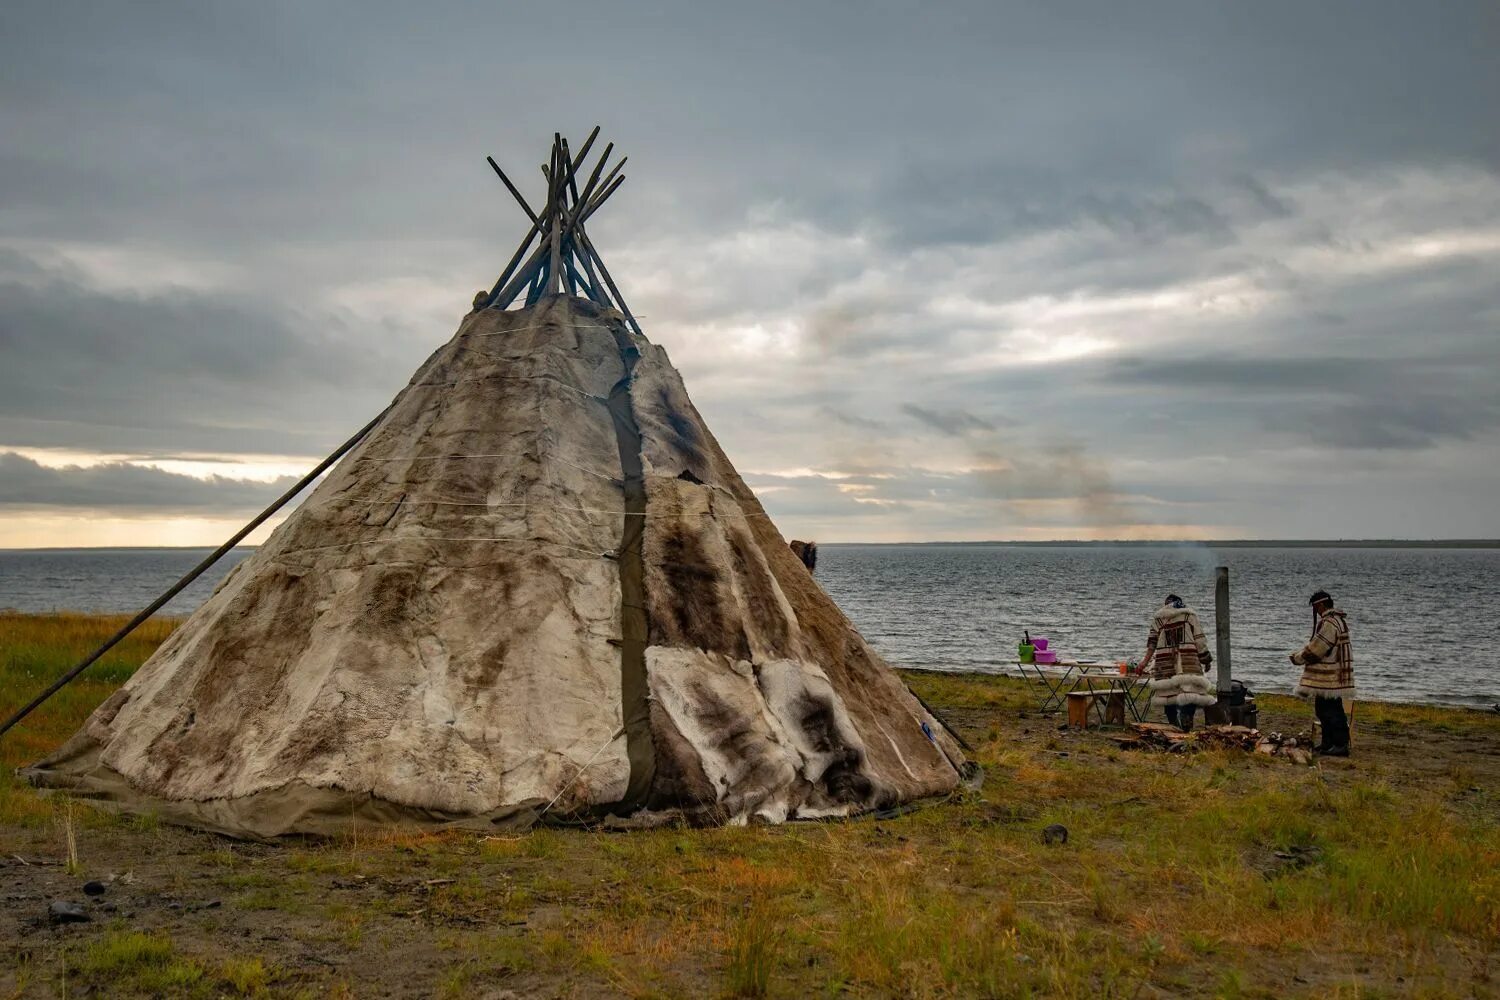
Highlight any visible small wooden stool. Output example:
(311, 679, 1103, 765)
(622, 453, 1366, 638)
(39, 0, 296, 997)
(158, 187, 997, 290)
(1066, 689, 1126, 728)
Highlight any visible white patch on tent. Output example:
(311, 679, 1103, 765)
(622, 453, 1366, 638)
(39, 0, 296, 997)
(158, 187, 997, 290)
(645, 647, 800, 824)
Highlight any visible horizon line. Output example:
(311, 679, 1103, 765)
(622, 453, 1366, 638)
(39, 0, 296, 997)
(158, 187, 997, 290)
(2, 538, 1497, 552)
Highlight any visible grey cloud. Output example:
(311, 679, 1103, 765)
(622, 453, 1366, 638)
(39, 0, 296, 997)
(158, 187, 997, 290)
(1286, 397, 1500, 452)
(0, 452, 293, 512)
(1105, 353, 1500, 451)
(1235, 175, 1295, 219)
(801, 159, 1246, 251)
(901, 405, 1005, 437)
(1106, 356, 1386, 393)
(742, 452, 1207, 538)
(816, 407, 887, 433)
(1, 0, 1497, 539)
(0, 267, 410, 454)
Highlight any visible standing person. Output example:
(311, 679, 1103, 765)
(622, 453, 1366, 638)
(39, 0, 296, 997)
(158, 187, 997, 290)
(1290, 590, 1354, 757)
(1141, 595, 1215, 731)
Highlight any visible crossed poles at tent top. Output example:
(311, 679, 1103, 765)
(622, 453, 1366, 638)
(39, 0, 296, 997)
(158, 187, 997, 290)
(482, 127, 643, 338)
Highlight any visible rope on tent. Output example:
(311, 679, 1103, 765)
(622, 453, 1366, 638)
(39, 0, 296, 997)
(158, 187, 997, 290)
(465, 323, 570, 336)
(467, 322, 624, 339)
(412, 429, 755, 508)
(536, 727, 626, 820)
(449, 344, 607, 367)
(346, 451, 757, 503)
(545, 452, 627, 483)
(354, 453, 524, 463)
(328, 495, 778, 520)
(269, 535, 613, 561)
(408, 370, 607, 401)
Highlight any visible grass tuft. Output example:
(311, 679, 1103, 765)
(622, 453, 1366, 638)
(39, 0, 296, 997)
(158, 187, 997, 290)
(724, 907, 780, 997)
(219, 956, 271, 995)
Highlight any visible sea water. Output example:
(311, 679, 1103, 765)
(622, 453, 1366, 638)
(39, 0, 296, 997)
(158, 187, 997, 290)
(818, 544, 1499, 708)
(1, 544, 1495, 708)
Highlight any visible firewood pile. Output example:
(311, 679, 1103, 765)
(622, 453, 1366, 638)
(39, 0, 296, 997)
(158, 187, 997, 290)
(1116, 723, 1315, 764)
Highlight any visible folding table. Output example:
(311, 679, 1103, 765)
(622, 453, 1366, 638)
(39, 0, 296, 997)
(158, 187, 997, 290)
(1016, 660, 1151, 721)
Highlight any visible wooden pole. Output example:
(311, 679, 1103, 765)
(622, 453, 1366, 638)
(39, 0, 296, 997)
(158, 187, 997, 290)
(586, 159, 626, 216)
(572, 143, 614, 220)
(559, 126, 601, 194)
(562, 126, 601, 186)
(526, 256, 548, 305)
(559, 137, 585, 297)
(488, 119, 595, 226)
(487, 155, 538, 222)
(557, 141, 614, 305)
(578, 226, 643, 337)
(482, 210, 547, 307)
(1215, 565, 1232, 695)
(570, 230, 609, 306)
(566, 252, 605, 305)
(545, 156, 623, 245)
(547, 137, 563, 295)
(558, 145, 577, 298)
(559, 131, 602, 226)
(493, 230, 554, 310)
(579, 174, 626, 227)
(0, 407, 391, 742)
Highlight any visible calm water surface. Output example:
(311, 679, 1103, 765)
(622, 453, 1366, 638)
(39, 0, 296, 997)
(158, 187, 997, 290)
(1, 545, 1495, 708)
(816, 544, 1498, 708)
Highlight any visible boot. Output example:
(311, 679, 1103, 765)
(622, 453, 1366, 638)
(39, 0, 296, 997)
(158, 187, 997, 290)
(1321, 745, 1349, 758)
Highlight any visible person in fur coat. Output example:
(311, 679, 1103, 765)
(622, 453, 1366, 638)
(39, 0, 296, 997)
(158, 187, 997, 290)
(1140, 594, 1216, 731)
(1290, 589, 1354, 756)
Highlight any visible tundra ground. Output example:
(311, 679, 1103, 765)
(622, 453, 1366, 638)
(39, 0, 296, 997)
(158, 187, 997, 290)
(2, 612, 1497, 998)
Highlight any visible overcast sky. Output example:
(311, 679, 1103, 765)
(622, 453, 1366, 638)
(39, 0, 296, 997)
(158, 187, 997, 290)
(2, 1, 1497, 545)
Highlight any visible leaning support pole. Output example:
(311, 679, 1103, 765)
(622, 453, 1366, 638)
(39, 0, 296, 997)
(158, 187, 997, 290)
(579, 228, 644, 337)
(1215, 565, 1232, 695)
(0, 408, 390, 743)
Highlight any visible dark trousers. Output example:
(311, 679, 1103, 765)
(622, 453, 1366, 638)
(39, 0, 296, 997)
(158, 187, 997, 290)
(1315, 696, 1350, 749)
(1165, 705, 1197, 731)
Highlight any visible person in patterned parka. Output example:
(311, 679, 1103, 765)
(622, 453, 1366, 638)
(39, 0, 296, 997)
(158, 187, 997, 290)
(1141, 594, 1215, 731)
(1290, 589, 1354, 757)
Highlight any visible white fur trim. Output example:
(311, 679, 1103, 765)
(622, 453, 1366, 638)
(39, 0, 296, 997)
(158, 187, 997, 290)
(1295, 684, 1355, 700)
(1148, 674, 1212, 692)
(1148, 673, 1216, 707)
(1150, 690, 1219, 708)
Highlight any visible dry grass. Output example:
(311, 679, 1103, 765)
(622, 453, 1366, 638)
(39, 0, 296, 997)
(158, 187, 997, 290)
(0, 611, 177, 766)
(2, 613, 1498, 998)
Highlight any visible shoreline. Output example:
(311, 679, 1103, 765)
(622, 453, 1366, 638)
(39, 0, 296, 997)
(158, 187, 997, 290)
(1, 610, 1493, 712)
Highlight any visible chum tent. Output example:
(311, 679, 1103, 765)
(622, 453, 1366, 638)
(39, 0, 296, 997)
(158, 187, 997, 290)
(17, 130, 967, 837)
